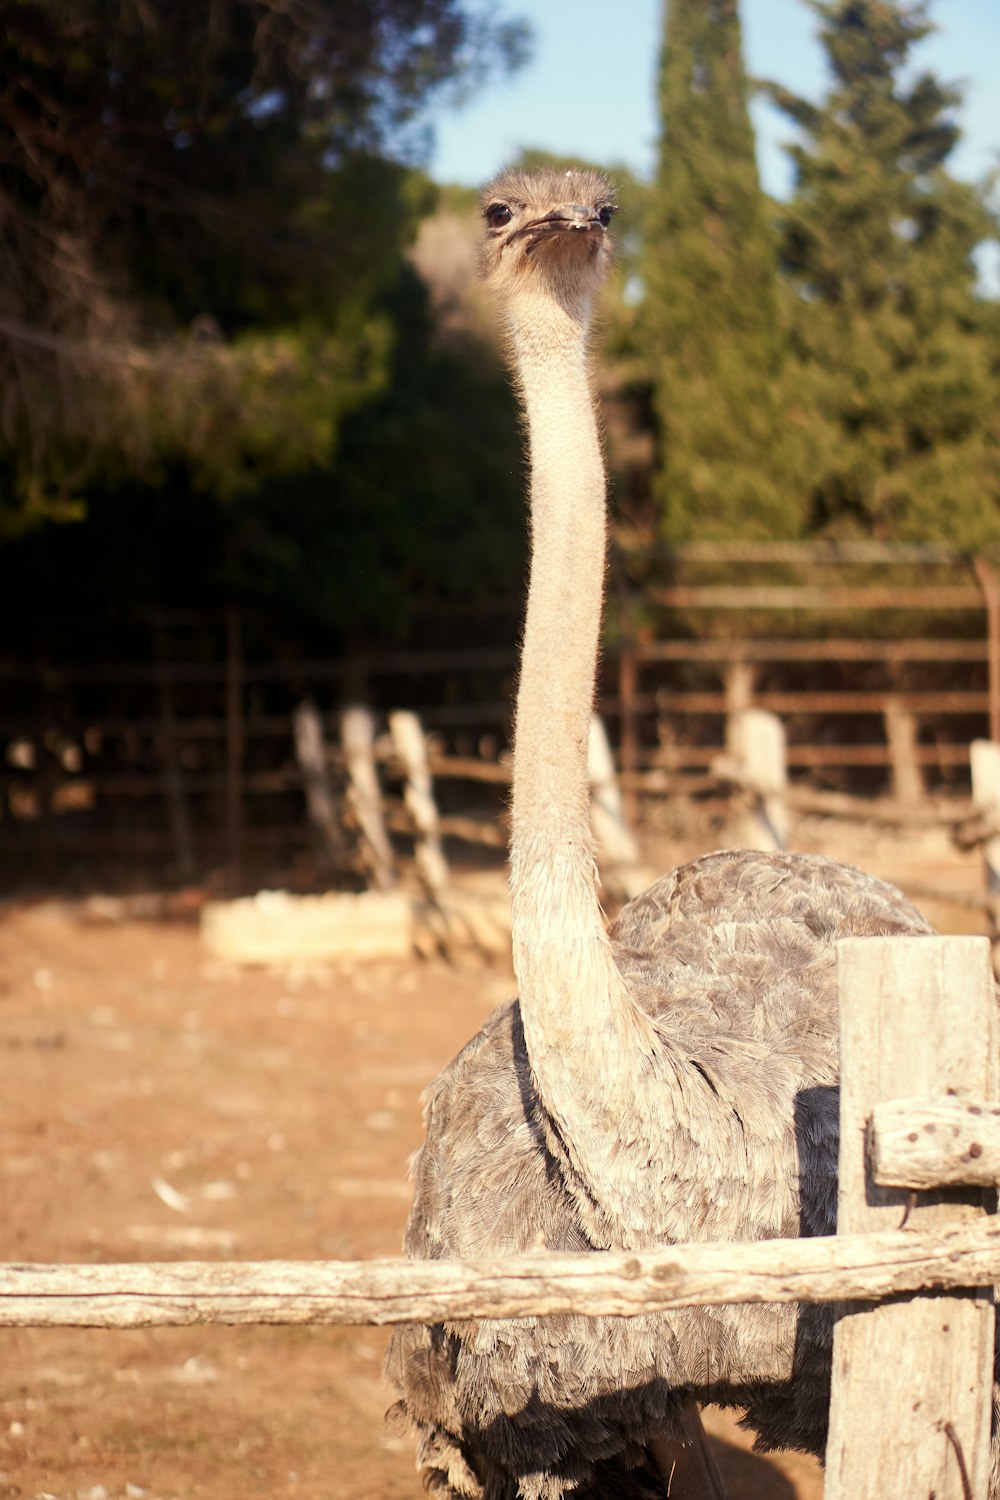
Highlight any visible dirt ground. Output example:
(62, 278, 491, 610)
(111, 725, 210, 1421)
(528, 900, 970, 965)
(0, 824, 989, 1500)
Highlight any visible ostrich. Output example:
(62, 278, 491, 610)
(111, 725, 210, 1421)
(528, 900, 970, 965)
(385, 167, 940, 1499)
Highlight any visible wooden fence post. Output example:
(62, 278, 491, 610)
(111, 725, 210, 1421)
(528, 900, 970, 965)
(884, 694, 924, 804)
(341, 706, 396, 891)
(587, 714, 651, 900)
(723, 659, 755, 751)
(729, 707, 789, 850)
(825, 935, 997, 1500)
(974, 556, 1000, 744)
(389, 710, 448, 899)
(971, 739, 1000, 895)
(617, 639, 639, 828)
(970, 740, 1000, 978)
(293, 701, 348, 872)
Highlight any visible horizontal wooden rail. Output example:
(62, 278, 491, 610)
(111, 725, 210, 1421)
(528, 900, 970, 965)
(787, 743, 973, 767)
(0, 648, 516, 686)
(0, 713, 299, 741)
(782, 787, 970, 826)
(609, 690, 989, 717)
(0, 640, 987, 688)
(647, 586, 983, 610)
(383, 806, 506, 847)
(23, 743, 977, 808)
(426, 754, 511, 784)
(871, 1094, 1000, 1188)
(4, 1219, 1000, 1329)
(620, 743, 973, 771)
(620, 541, 981, 565)
(628, 637, 988, 664)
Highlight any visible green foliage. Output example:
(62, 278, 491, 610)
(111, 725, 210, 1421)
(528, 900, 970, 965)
(768, 0, 1000, 545)
(0, 290, 393, 536)
(220, 266, 526, 635)
(0, 0, 528, 530)
(0, 259, 526, 641)
(644, 0, 796, 540)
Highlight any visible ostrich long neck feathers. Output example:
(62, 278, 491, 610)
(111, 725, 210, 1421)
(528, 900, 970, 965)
(508, 302, 604, 885)
(505, 287, 659, 1234)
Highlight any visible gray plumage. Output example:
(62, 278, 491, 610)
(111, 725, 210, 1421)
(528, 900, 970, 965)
(386, 850, 949, 1496)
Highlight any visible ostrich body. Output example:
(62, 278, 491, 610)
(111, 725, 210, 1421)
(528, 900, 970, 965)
(385, 169, 949, 1498)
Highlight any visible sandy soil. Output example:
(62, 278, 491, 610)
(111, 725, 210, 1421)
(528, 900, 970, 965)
(0, 828, 988, 1499)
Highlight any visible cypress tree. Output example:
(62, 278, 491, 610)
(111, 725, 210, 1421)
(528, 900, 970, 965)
(770, 0, 1000, 545)
(645, 0, 794, 540)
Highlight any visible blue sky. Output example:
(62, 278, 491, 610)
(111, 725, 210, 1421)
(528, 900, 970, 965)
(428, 0, 1000, 200)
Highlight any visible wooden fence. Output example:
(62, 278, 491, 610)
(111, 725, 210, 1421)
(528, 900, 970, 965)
(612, 541, 1000, 818)
(2, 542, 999, 886)
(3, 934, 998, 1496)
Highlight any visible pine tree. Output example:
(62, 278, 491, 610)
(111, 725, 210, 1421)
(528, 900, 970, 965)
(0, 0, 529, 532)
(645, 0, 794, 540)
(769, 0, 1000, 545)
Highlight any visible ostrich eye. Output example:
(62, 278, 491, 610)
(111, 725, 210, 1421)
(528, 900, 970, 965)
(485, 203, 513, 229)
(597, 205, 616, 228)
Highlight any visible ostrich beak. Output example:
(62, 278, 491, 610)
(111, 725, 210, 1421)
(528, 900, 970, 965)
(526, 205, 603, 233)
(515, 205, 605, 254)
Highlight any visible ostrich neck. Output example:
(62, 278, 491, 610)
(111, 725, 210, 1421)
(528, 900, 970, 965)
(509, 305, 604, 865)
(507, 295, 657, 1239)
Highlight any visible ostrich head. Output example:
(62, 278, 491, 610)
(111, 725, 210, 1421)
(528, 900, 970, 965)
(478, 167, 617, 320)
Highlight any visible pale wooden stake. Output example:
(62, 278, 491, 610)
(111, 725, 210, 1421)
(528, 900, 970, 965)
(825, 936, 997, 1500)
(341, 706, 395, 891)
(292, 701, 347, 871)
(389, 710, 448, 898)
(618, 634, 639, 825)
(884, 695, 924, 804)
(974, 557, 1000, 743)
(723, 659, 755, 747)
(971, 739, 1000, 894)
(587, 715, 652, 899)
(729, 707, 789, 851)
(970, 739, 1000, 978)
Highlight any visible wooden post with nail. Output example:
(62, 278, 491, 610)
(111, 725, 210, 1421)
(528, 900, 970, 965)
(824, 936, 997, 1500)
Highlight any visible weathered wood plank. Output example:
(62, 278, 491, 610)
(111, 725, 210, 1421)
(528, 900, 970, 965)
(389, 710, 449, 897)
(292, 699, 348, 870)
(721, 694, 789, 851)
(872, 1094, 1000, 1188)
(587, 714, 652, 899)
(342, 704, 396, 890)
(971, 739, 1000, 896)
(201, 889, 412, 963)
(825, 936, 997, 1500)
(4, 1219, 1000, 1329)
(884, 695, 924, 804)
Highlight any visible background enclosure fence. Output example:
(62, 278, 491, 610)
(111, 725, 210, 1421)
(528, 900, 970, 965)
(2, 543, 999, 889)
